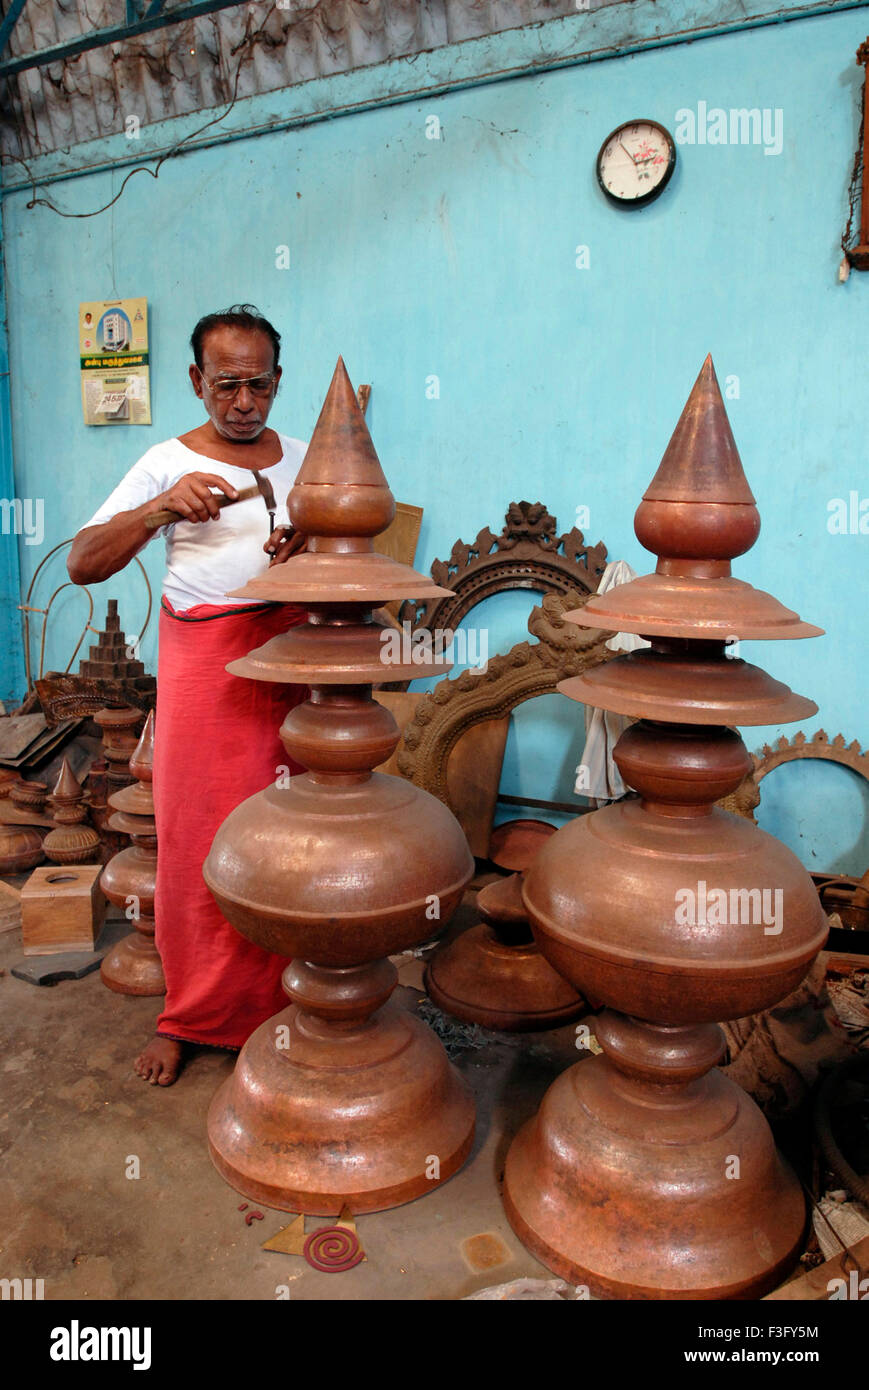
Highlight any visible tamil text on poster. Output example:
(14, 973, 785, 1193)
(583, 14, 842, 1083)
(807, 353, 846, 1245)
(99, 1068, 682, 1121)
(80, 297, 151, 426)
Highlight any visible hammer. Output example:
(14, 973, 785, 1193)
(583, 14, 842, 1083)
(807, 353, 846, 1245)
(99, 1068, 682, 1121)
(144, 471, 277, 531)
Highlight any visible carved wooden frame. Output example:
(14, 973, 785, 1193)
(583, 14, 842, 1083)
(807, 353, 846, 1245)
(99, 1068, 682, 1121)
(399, 500, 609, 635)
(752, 729, 869, 785)
(395, 588, 614, 808)
(723, 729, 869, 823)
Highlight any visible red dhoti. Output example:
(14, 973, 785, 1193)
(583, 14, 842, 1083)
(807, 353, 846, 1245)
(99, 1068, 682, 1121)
(153, 598, 306, 1048)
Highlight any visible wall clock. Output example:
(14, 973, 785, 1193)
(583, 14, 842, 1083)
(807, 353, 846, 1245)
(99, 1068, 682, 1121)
(597, 120, 676, 207)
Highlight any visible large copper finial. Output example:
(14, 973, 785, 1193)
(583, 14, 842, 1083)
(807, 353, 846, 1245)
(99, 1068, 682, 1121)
(504, 355, 828, 1299)
(204, 357, 475, 1214)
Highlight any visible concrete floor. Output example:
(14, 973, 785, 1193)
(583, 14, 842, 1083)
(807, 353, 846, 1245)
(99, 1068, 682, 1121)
(0, 898, 586, 1302)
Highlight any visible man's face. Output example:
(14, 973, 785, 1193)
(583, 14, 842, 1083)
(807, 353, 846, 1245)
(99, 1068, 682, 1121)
(189, 325, 282, 442)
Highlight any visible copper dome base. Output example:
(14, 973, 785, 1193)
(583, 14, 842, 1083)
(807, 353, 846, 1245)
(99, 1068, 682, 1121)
(100, 925, 165, 997)
(424, 873, 585, 1032)
(425, 928, 584, 1032)
(503, 1015, 806, 1299)
(207, 970, 475, 1215)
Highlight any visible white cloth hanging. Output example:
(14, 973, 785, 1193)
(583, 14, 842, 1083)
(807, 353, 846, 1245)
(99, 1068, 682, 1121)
(575, 560, 650, 803)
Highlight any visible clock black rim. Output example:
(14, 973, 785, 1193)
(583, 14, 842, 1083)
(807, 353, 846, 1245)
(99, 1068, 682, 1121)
(596, 119, 677, 208)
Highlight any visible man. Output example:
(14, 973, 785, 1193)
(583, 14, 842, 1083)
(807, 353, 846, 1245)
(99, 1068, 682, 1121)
(68, 305, 307, 1086)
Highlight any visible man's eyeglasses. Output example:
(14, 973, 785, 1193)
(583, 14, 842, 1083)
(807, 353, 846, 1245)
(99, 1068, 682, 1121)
(199, 371, 277, 401)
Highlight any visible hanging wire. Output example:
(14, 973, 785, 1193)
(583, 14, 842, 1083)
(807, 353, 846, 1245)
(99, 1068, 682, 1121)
(842, 43, 868, 255)
(0, 34, 250, 220)
(20, 539, 153, 689)
(842, 94, 864, 255)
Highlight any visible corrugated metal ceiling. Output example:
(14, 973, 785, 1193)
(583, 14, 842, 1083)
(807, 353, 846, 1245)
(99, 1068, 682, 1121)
(0, 0, 594, 159)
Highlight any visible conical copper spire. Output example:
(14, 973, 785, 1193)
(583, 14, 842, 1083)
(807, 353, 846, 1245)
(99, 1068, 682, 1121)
(644, 356, 755, 505)
(129, 709, 155, 784)
(229, 357, 451, 613)
(296, 358, 390, 489)
(567, 355, 821, 645)
(51, 756, 83, 802)
(634, 355, 760, 564)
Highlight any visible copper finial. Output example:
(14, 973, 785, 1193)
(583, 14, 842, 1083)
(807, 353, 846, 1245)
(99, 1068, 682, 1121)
(635, 355, 760, 565)
(505, 355, 827, 1299)
(204, 353, 476, 1213)
(51, 756, 83, 803)
(570, 356, 821, 641)
(129, 709, 155, 784)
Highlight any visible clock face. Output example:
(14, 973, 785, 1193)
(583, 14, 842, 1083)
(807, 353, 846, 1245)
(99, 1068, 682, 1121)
(597, 121, 676, 206)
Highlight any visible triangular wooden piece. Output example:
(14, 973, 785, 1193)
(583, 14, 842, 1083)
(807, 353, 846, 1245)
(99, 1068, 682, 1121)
(334, 1205, 357, 1233)
(261, 1213, 306, 1254)
(334, 1204, 367, 1261)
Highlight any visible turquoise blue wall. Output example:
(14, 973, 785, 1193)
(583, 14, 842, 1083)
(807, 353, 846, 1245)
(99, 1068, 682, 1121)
(0, 217, 25, 703)
(3, 7, 869, 870)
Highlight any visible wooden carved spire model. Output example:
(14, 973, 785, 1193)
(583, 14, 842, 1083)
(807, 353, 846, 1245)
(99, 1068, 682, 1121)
(204, 359, 475, 1214)
(504, 357, 828, 1298)
(100, 711, 165, 996)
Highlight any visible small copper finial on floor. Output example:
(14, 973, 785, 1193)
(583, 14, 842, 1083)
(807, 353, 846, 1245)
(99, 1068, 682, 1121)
(100, 711, 165, 997)
(42, 757, 101, 865)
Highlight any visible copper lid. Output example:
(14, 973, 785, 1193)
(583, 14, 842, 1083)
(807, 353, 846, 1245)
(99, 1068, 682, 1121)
(560, 649, 818, 725)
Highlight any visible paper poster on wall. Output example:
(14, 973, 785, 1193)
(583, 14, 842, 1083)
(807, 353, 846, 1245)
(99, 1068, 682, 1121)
(80, 297, 151, 426)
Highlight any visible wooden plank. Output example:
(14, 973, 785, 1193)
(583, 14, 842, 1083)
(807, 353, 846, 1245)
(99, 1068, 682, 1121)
(446, 717, 510, 859)
(765, 1235, 869, 1300)
(0, 714, 46, 761)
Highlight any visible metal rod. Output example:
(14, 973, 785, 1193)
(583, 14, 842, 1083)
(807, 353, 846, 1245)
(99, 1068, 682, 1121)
(0, 0, 244, 77)
(0, 0, 28, 56)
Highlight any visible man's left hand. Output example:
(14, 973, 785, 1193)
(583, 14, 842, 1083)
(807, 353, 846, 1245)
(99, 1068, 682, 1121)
(265, 525, 307, 566)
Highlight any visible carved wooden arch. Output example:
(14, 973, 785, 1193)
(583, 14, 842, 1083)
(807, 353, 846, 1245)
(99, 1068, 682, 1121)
(400, 500, 609, 636)
(722, 729, 869, 821)
(395, 587, 614, 809)
(752, 729, 869, 785)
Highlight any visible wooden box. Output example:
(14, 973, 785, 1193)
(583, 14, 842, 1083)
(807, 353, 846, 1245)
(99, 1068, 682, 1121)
(21, 865, 106, 955)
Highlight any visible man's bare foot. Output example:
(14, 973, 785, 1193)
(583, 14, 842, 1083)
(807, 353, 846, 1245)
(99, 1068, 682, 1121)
(135, 1035, 185, 1086)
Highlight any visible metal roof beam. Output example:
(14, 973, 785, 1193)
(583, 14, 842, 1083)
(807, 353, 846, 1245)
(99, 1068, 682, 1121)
(0, 0, 29, 57)
(0, 0, 242, 77)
